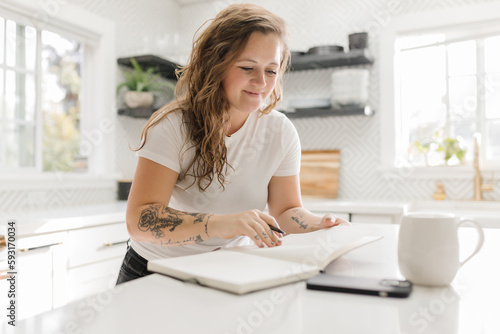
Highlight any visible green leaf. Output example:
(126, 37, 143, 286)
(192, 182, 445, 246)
(116, 57, 172, 95)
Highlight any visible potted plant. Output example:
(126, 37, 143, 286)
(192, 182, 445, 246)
(438, 137, 466, 165)
(117, 58, 165, 108)
(409, 130, 467, 166)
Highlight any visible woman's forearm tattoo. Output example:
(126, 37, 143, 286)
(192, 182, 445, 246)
(138, 205, 183, 239)
(149, 235, 203, 246)
(189, 212, 208, 224)
(291, 208, 308, 229)
(138, 204, 211, 241)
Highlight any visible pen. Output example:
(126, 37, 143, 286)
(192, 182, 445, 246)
(268, 224, 285, 235)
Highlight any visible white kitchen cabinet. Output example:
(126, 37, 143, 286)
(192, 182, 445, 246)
(0, 202, 129, 320)
(0, 232, 67, 321)
(66, 222, 129, 303)
(19, 232, 67, 320)
(0, 220, 129, 321)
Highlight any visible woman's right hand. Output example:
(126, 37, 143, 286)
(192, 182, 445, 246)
(209, 210, 283, 248)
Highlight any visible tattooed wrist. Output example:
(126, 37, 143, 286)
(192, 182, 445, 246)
(204, 215, 212, 239)
(290, 208, 308, 230)
(149, 234, 203, 246)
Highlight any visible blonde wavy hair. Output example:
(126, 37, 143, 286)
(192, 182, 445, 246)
(135, 3, 290, 191)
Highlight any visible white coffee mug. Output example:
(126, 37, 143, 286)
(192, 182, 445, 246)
(398, 212, 484, 286)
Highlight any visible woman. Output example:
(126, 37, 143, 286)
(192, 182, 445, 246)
(116, 3, 348, 285)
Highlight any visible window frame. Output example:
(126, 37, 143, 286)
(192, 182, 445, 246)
(0, 18, 39, 172)
(0, 0, 117, 187)
(379, 3, 500, 179)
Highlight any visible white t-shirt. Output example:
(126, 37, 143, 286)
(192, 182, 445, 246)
(130, 109, 301, 260)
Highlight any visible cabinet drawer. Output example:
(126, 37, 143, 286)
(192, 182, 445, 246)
(68, 257, 123, 301)
(68, 223, 129, 268)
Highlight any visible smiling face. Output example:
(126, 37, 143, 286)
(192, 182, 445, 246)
(222, 32, 282, 118)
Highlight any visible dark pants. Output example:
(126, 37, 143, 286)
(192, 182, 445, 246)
(116, 246, 153, 285)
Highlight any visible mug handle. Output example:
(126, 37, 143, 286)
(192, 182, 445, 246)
(457, 219, 485, 268)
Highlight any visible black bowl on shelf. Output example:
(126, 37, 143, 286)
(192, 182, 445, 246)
(307, 45, 344, 55)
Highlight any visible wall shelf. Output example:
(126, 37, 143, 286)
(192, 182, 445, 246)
(284, 49, 374, 118)
(280, 105, 373, 118)
(117, 51, 374, 119)
(289, 48, 374, 71)
(117, 54, 180, 80)
(118, 107, 154, 118)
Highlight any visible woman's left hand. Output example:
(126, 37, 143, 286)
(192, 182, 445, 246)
(318, 213, 351, 229)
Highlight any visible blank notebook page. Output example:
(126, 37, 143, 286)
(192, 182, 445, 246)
(148, 250, 318, 293)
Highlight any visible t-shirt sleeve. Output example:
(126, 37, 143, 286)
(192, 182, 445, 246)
(273, 117, 301, 177)
(136, 114, 184, 173)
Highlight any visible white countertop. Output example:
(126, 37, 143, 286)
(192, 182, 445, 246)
(9, 223, 500, 334)
(1, 201, 127, 237)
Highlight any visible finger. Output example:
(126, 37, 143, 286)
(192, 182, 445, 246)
(254, 213, 283, 245)
(323, 214, 350, 227)
(256, 211, 284, 236)
(241, 224, 266, 248)
(271, 230, 283, 239)
(250, 221, 279, 247)
(321, 214, 336, 227)
(322, 214, 339, 227)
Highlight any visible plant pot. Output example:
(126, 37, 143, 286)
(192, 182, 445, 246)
(124, 91, 154, 108)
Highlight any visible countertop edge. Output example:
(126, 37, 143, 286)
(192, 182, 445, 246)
(1, 201, 128, 237)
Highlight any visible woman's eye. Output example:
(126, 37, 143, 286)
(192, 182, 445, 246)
(239, 67, 277, 75)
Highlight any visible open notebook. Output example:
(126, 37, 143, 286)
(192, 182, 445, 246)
(148, 226, 382, 294)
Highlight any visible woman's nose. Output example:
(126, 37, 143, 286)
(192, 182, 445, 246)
(251, 70, 266, 88)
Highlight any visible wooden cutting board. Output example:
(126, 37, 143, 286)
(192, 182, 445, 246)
(300, 150, 340, 198)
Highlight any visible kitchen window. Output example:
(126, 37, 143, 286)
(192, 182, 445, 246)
(396, 29, 500, 168)
(0, 1, 116, 186)
(0, 17, 84, 172)
(379, 4, 500, 176)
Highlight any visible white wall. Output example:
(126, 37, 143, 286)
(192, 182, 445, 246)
(175, 0, 500, 201)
